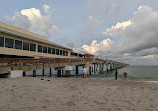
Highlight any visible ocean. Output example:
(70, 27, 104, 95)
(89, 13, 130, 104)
(84, 66, 158, 81)
(26, 66, 158, 81)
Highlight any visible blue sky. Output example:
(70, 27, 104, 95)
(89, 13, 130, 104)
(1, 0, 158, 65)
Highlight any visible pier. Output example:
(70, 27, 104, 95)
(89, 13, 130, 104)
(0, 22, 128, 77)
(0, 58, 127, 77)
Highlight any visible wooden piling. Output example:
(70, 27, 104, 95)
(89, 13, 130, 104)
(106, 64, 109, 72)
(33, 70, 36, 77)
(57, 70, 61, 77)
(89, 67, 92, 75)
(76, 66, 78, 75)
(23, 72, 26, 77)
(49, 68, 52, 77)
(100, 64, 102, 74)
(42, 69, 44, 76)
(94, 64, 96, 74)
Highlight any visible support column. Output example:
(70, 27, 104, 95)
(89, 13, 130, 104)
(23, 72, 26, 77)
(76, 66, 78, 75)
(92, 65, 94, 74)
(96, 64, 98, 74)
(49, 68, 52, 77)
(106, 64, 109, 72)
(94, 64, 96, 74)
(57, 70, 61, 77)
(42, 69, 44, 76)
(33, 70, 36, 77)
(89, 67, 92, 75)
(110, 64, 113, 71)
(100, 64, 102, 74)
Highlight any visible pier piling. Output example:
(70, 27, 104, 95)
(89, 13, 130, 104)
(57, 70, 61, 77)
(76, 66, 78, 75)
(49, 68, 52, 77)
(42, 69, 44, 76)
(33, 70, 36, 77)
(23, 72, 26, 77)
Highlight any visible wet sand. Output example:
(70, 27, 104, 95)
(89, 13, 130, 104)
(0, 77, 158, 111)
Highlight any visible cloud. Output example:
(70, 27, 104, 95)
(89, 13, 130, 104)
(43, 4, 50, 13)
(65, 39, 76, 48)
(88, 0, 131, 18)
(81, 16, 100, 38)
(5, 5, 57, 38)
(104, 5, 158, 54)
(82, 38, 116, 57)
(82, 5, 158, 65)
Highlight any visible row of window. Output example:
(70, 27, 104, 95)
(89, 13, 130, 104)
(38, 45, 68, 56)
(0, 36, 68, 56)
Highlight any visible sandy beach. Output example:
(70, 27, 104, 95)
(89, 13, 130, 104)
(0, 77, 158, 111)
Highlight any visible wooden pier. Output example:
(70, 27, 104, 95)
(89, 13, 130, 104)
(0, 58, 128, 77)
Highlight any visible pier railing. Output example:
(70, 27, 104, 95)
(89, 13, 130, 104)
(0, 58, 127, 74)
(0, 58, 127, 67)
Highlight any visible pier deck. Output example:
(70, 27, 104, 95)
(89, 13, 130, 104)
(0, 58, 127, 75)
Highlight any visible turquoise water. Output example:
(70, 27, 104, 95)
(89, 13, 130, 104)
(26, 66, 158, 81)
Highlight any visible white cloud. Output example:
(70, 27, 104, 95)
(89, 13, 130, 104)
(43, 4, 50, 13)
(82, 38, 115, 56)
(103, 5, 158, 54)
(82, 5, 158, 65)
(5, 5, 57, 38)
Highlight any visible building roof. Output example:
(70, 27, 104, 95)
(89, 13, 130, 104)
(0, 22, 72, 50)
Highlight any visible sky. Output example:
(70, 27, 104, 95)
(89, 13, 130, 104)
(1, 0, 158, 66)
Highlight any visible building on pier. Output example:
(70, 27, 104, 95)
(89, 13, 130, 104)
(0, 22, 72, 59)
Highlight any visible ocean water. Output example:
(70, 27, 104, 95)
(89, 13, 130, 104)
(116, 66, 158, 81)
(26, 66, 158, 81)
(84, 66, 158, 81)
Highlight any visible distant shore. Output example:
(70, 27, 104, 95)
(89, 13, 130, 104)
(0, 77, 158, 111)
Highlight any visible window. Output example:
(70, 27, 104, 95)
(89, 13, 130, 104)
(38, 45, 42, 52)
(60, 50, 63, 55)
(23, 42, 29, 51)
(0, 36, 4, 47)
(56, 49, 59, 55)
(48, 47, 51, 54)
(66, 51, 68, 56)
(30, 43, 36, 52)
(52, 48, 55, 54)
(63, 51, 66, 56)
(15, 40, 22, 50)
(5, 38, 14, 48)
(43, 46, 47, 53)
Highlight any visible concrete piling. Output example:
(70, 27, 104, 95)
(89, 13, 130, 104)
(76, 66, 78, 75)
(89, 67, 92, 75)
(42, 69, 44, 76)
(33, 70, 36, 77)
(23, 72, 26, 76)
(57, 70, 61, 77)
(49, 68, 52, 77)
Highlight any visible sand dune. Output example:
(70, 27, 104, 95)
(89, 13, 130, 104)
(0, 77, 158, 111)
